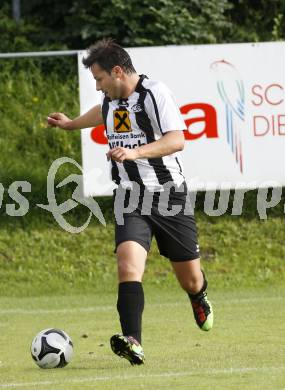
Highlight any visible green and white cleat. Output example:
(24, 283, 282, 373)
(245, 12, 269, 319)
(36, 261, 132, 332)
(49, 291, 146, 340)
(110, 334, 145, 365)
(190, 291, 214, 331)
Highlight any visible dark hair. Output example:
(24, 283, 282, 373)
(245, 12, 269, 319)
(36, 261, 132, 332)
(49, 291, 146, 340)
(82, 38, 136, 74)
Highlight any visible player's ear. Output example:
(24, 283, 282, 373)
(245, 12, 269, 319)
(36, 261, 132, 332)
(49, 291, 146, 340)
(111, 66, 123, 79)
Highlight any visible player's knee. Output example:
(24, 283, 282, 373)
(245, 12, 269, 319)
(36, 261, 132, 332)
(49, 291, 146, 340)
(178, 274, 203, 294)
(117, 258, 142, 281)
(116, 242, 146, 282)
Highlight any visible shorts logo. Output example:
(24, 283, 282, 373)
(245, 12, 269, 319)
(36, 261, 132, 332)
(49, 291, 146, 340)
(114, 110, 132, 133)
(131, 103, 143, 112)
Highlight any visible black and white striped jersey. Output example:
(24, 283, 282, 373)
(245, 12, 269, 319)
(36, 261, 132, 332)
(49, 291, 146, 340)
(101, 74, 186, 191)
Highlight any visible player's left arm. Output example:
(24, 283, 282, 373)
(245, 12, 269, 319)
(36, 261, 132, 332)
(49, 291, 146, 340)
(106, 130, 184, 162)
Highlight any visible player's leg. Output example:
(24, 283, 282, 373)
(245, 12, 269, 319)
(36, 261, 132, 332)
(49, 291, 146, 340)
(150, 183, 214, 331)
(171, 258, 213, 331)
(110, 210, 152, 365)
(170, 257, 203, 294)
(116, 240, 147, 343)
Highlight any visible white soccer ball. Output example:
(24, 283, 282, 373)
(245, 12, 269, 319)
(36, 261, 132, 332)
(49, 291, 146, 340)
(31, 328, 73, 369)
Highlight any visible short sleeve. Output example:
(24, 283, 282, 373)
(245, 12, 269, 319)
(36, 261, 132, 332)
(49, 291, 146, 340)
(148, 82, 186, 133)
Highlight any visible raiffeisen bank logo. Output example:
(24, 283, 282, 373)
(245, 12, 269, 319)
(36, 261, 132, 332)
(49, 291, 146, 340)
(211, 60, 245, 173)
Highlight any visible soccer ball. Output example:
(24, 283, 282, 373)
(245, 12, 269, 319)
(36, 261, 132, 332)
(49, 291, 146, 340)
(31, 328, 73, 368)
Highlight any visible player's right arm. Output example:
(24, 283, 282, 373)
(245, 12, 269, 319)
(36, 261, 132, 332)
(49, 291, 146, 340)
(47, 104, 103, 130)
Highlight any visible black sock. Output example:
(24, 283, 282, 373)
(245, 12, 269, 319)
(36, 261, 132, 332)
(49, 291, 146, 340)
(188, 270, 208, 300)
(117, 281, 144, 344)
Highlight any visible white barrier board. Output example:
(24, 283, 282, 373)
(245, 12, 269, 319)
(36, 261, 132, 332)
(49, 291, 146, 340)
(78, 42, 285, 196)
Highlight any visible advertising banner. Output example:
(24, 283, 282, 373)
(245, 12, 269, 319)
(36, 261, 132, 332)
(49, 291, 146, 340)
(78, 42, 285, 196)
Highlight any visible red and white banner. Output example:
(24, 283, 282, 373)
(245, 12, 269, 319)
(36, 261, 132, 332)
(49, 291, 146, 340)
(78, 42, 285, 196)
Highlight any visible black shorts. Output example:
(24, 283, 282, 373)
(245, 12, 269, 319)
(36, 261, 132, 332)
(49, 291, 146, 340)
(113, 182, 200, 261)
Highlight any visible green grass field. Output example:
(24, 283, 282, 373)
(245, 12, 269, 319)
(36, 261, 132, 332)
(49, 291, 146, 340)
(0, 288, 285, 389)
(0, 210, 284, 296)
(0, 206, 284, 388)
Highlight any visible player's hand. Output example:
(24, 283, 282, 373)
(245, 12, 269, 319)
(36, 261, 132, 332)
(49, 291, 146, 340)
(106, 147, 139, 162)
(47, 112, 73, 130)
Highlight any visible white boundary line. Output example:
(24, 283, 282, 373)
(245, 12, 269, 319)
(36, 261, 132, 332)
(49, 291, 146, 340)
(0, 296, 284, 315)
(0, 367, 285, 388)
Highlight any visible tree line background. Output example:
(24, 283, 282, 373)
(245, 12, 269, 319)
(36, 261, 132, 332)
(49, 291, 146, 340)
(1, 0, 285, 53)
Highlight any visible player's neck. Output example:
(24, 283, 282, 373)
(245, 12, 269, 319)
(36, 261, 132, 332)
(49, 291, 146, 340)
(120, 73, 140, 99)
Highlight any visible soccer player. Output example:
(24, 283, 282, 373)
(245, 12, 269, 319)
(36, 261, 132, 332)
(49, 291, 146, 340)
(47, 38, 213, 366)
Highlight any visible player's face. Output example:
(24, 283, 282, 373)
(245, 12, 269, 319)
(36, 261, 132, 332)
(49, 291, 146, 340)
(91, 63, 122, 100)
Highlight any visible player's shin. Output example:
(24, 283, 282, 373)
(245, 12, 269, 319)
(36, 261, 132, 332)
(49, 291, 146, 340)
(116, 281, 144, 344)
(188, 271, 214, 331)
